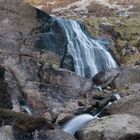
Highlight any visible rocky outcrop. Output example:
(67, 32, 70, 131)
(77, 114, 140, 140)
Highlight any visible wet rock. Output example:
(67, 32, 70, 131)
(77, 114, 140, 140)
(0, 66, 12, 109)
(47, 129, 76, 140)
(113, 67, 140, 88)
(92, 68, 120, 88)
(106, 94, 140, 118)
(0, 125, 14, 140)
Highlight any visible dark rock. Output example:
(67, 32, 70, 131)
(77, 114, 140, 140)
(0, 66, 12, 109)
(135, 60, 140, 66)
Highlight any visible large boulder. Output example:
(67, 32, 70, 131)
(113, 67, 140, 88)
(77, 114, 140, 140)
(92, 68, 120, 88)
(106, 94, 140, 118)
(35, 65, 92, 120)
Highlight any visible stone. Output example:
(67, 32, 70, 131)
(0, 66, 12, 109)
(106, 94, 140, 118)
(99, 22, 115, 33)
(77, 114, 140, 140)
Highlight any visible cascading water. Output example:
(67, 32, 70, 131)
(56, 18, 117, 78)
(63, 114, 98, 135)
(21, 105, 32, 116)
(62, 93, 121, 135)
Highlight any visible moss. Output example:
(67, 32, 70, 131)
(84, 16, 140, 46)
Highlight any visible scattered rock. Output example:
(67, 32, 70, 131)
(77, 114, 140, 140)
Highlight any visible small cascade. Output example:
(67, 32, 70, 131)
(62, 93, 121, 135)
(56, 18, 118, 78)
(62, 114, 97, 135)
(21, 105, 32, 116)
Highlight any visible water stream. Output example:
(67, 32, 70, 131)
(56, 18, 117, 78)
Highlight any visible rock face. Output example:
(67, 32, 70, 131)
(0, 0, 80, 116)
(113, 67, 140, 88)
(106, 94, 140, 118)
(77, 114, 140, 140)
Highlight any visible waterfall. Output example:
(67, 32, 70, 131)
(56, 18, 117, 78)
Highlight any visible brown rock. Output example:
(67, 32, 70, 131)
(106, 94, 140, 118)
(77, 114, 140, 140)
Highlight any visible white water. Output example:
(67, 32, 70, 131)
(57, 18, 117, 78)
(21, 105, 32, 116)
(62, 114, 98, 135)
(63, 93, 121, 135)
